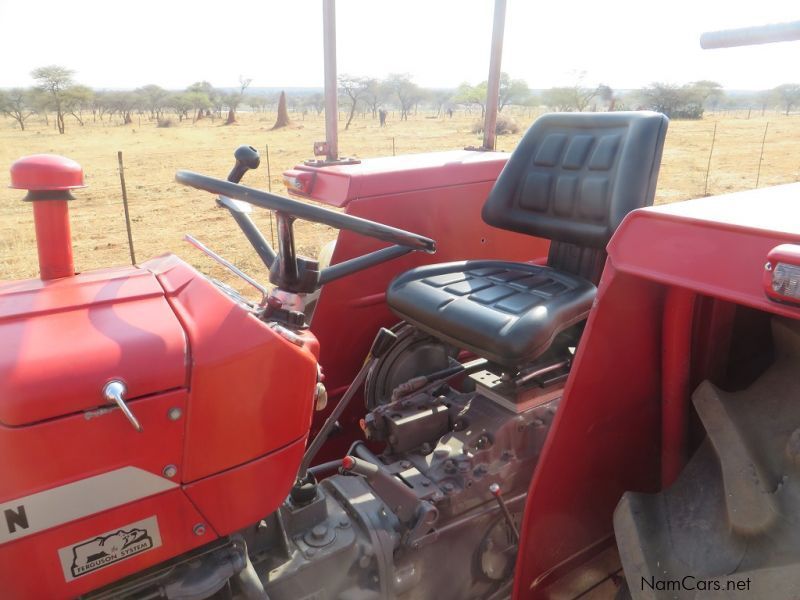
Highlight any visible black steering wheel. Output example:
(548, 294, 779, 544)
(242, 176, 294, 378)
(175, 156, 435, 294)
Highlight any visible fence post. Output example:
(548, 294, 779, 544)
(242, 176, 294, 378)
(117, 151, 137, 265)
(265, 144, 275, 247)
(704, 122, 717, 196)
(756, 122, 770, 188)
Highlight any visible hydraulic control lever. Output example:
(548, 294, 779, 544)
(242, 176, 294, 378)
(341, 454, 439, 545)
(296, 327, 397, 481)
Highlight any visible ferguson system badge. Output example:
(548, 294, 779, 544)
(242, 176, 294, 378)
(57, 516, 162, 581)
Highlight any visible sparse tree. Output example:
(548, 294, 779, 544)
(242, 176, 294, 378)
(29, 88, 52, 125)
(225, 76, 252, 125)
(106, 91, 138, 125)
(542, 87, 576, 111)
(303, 92, 325, 115)
(245, 93, 269, 113)
(597, 84, 616, 111)
(89, 90, 111, 122)
(31, 65, 74, 133)
(757, 90, 773, 116)
(169, 92, 193, 121)
(541, 72, 600, 112)
(338, 75, 370, 129)
(637, 82, 704, 119)
(454, 81, 488, 117)
(136, 85, 170, 120)
(62, 85, 93, 125)
(429, 89, 454, 117)
(772, 84, 800, 115)
(688, 80, 725, 110)
(386, 73, 422, 121)
(363, 78, 388, 118)
(0, 88, 35, 131)
(187, 81, 216, 121)
(498, 73, 530, 111)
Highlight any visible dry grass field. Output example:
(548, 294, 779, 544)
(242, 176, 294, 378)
(2, 109, 800, 291)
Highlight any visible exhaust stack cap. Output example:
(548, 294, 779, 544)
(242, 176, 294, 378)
(10, 154, 85, 199)
(9, 154, 85, 280)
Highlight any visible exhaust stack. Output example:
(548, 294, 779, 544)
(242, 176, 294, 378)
(9, 154, 85, 280)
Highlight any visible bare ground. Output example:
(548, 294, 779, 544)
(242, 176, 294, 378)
(1, 110, 799, 290)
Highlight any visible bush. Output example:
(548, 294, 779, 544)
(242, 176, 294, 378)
(471, 114, 520, 135)
(157, 117, 175, 128)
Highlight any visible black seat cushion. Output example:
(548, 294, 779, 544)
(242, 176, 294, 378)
(387, 261, 596, 367)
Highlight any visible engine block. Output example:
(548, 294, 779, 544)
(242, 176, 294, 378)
(247, 382, 559, 600)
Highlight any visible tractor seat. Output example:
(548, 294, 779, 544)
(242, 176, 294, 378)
(387, 260, 595, 367)
(387, 111, 669, 369)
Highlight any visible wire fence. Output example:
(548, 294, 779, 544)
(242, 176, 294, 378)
(2, 112, 800, 283)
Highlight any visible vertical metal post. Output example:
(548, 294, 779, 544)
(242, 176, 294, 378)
(756, 122, 769, 188)
(117, 151, 137, 265)
(661, 287, 696, 488)
(323, 0, 339, 161)
(703, 122, 717, 196)
(265, 144, 275, 247)
(265, 144, 272, 192)
(483, 0, 507, 151)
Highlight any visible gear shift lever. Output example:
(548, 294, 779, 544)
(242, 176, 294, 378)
(227, 145, 261, 183)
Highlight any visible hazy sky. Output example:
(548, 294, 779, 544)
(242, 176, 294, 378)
(0, 0, 797, 90)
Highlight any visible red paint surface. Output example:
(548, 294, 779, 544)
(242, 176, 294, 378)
(9, 154, 85, 192)
(287, 150, 512, 207)
(10, 154, 86, 281)
(0, 489, 209, 600)
(31, 200, 74, 280)
(661, 287, 696, 487)
(0, 267, 186, 426)
(183, 436, 306, 535)
(143, 255, 318, 482)
(513, 186, 800, 598)
(611, 184, 800, 317)
(513, 267, 665, 598)
(0, 390, 187, 502)
(1, 252, 318, 597)
(0, 390, 198, 600)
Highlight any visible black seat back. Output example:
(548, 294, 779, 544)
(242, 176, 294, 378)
(482, 111, 668, 282)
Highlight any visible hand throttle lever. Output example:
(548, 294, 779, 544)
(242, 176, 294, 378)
(214, 145, 277, 269)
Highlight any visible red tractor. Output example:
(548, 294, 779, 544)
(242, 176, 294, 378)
(2, 14, 800, 600)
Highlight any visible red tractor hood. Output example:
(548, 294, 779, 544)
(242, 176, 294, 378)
(0, 266, 187, 426)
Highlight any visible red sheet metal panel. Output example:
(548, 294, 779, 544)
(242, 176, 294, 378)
(183, 436, 306, 536)
(610, 185, 800, 318)
(0, 389, 200, 600)
(0, 488, 209, 600)
(289, 150, 515, 207)
(0, 389, 187, 502)
(513, 266, 665, 598)
(143, 255, 318, 483)
(514, 187, 800, 597)
(0, 267, 187, 426)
